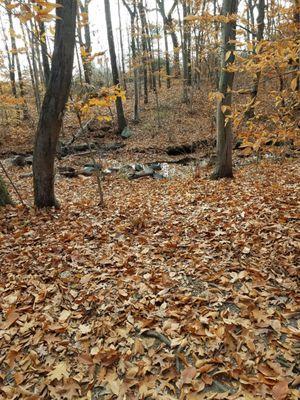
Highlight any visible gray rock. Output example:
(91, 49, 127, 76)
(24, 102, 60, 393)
(58, 166, 78, 178)
(84, 163, 102, 170)
(19, 172, 33, 179)
(143, 166, 154, 175)
(121, 127, 133, 139)
(25, 155, 33, 165)
(11, 155, 26, 167)
(153, 173, 165, 179)
(134, 164, 143, 172)
(81, 166, 95, 176)
(148, 163, 162, 171)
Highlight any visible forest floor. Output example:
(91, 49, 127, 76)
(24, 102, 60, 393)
(0, 82, 299, 399)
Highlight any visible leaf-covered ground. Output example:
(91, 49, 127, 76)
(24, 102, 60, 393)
(0, 159, 299, 399)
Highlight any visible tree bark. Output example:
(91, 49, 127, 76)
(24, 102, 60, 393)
(33, 0, 77, 208)
(0, 176, 13, 207)
(38, 17, 51, 88)
(244, 0, 265, 119)
(104, 0, 127, 132)
(138, 0, 149, 103)
(157, 1, 180, 77)
(122, 0, 140, 122)
(211, 0, 238, 180)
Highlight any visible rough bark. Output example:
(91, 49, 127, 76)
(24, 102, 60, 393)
(211, 0, 238, 180)
(104, 0, 127, 132)
(33, 0, 77, 208)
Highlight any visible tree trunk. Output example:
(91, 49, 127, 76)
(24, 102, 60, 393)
(6, 4, 29, 120)
(33, 0, 77, 208)
(0, 176, 13, 207)
(122, 0, 139, 121)
(157, 1, 180, 77)
(211, 0, 238, 180)
(38, 18, 51, 88)
(79, 0, 93, 84)
(138, 0, 149, 103)
(118, 0, 127, 90)
(244, 0, 265, 119)
(104, 0, 127, 133)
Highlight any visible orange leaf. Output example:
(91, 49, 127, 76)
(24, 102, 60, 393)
(272, 380, 289, 400)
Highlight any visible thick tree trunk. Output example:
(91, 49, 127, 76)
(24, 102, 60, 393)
(211, 0, 238, 180)
(33, 0, 77, 208)
(104, 0, 127, 132)
(0, 176, 13, 207)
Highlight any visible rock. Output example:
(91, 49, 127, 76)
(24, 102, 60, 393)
(58, 166, 78, 178)
(143, 166, 154, 175)
(147, 162, 162, 171)
(134, 164, 143, 172)
(84, 163, 102, 170)
(153, 173, 165, 179)
(19, 172, 33, 179)
(73, 143, 96, 152)
(81, 166, 95, 176)
(129, 166, 154, 180)
(102, 142, 125, 151)
(11, 155, 26, 167)
(121, 127, 133, 139)
(25, 155, 33, 165)
(119, 165, 135, 177)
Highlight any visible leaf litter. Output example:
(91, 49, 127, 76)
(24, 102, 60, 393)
(0, 159, 299, 399)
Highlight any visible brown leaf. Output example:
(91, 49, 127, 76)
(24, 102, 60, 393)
(272, 380, 289, 400)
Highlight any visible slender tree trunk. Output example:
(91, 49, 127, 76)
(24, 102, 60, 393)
(20, 22, 41, 113)
(104, 0, 127, 133)
(79, 0, 93, 84)
(38, 18, 51, 88)
(164, 26, 171, 88)
(138, 0, 149, 103)
(118, 0, 127, 90)
(244, 0, 265, 119)
(0, 14, 17, 99)
(33, 0, 77, 208)
(122, 0, 140, 122)
(6, 5, 29, 120)
(211, 0, 238, 180)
